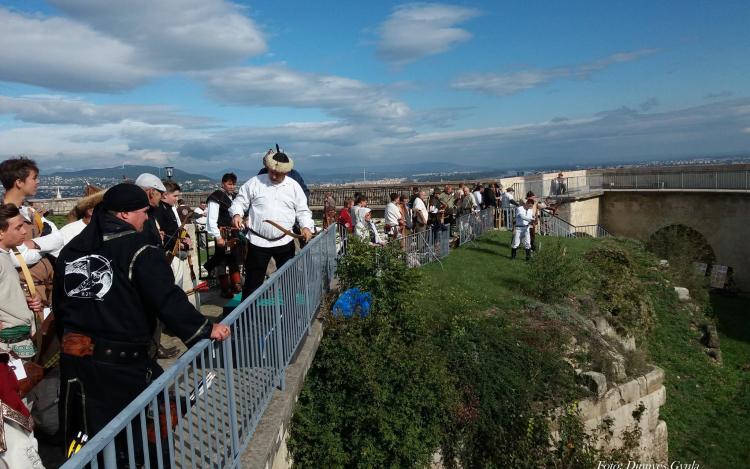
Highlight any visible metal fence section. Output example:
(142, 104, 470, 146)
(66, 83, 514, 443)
(600, 170, 750, 191)
(61, 227, 339, 469)
(393, 227, 450, 268)
(457, 208, 497, 246)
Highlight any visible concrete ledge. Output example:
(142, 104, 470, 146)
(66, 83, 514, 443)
(239, 315, 324, 469)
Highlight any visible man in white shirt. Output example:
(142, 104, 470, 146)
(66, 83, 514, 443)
(472, 185, 483, 209)
(193, 202, 207, 225)
(511, 198, 536, 261)
(384, 193, 403, 239)
(412, 191, 428, 234)
(230, 146, 314, 300)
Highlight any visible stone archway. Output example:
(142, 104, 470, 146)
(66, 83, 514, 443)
(645, 224, 716, 265)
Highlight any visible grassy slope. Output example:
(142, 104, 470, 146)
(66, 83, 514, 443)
(414, 230, 750, 467)
(415, 230, 599, 318)
(650, 291, 750, 468)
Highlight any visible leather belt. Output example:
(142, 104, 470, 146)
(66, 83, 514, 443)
(61, 332, 150, 365)
(249, 229, 285, 242)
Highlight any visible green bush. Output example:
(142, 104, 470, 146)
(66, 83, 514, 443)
(585, 247, 655, 339)
(336, 235, 422, 321)
(526, 239, 585, 303)
(288, 237, 456, 469)
(440, 316, 582, 469)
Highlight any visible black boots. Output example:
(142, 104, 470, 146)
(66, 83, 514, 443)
(218, 274, 234, 299)
(526, 249, 532, 261)
(511, 248, 517, 260)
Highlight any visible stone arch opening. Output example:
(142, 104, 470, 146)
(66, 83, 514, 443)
(646, 224, 716, 265)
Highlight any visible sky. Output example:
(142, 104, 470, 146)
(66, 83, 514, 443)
(0, 0, 749, 174)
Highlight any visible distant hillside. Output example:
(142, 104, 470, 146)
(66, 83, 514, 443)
(206, 162, 492, 184)
(50, 165, 216, 183)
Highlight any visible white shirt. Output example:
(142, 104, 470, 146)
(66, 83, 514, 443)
(205, 200, 221, 239)
(515, 206, 534, 227)
(384, 202, 401, 227)
(11, 206, 63, 267)
(193, 207, 207, 225)
(412, 197, 428, 224)
(472, 190, 483, 207)
(501, 192, 516, 209)
(50, 219, 87, 257)
(229, 174, 314, 248)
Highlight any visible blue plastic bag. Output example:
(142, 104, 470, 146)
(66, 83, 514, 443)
(332, 287, 372, 318)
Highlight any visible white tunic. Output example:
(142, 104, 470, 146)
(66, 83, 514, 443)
(229, 174, 314, 248)
(514, 206, 534, 227)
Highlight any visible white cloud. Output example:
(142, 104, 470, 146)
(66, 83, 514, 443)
(375, 3, 480, 67)
(4, 97, 749, 172)
(451, 49, 661, 97)
(0, 0, 267, 92)
(47, 0, 267, 72)
(0, 9, 153, 92)
(193, 64, 411, 120)
(0, 96, 215, 128)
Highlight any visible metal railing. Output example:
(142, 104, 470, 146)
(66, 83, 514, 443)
(61, 227, 339, 469)
(509, 170, 750, 200)
(392, 228, 450, 268)
(600, 170, 750, 191)
(457, 207, 496, 246)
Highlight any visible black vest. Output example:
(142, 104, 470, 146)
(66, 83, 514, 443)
(207, 189, 234, 227)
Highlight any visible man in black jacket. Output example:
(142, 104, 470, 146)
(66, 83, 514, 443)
(483, 183, 498, 227)
(54, 184, 230, 466)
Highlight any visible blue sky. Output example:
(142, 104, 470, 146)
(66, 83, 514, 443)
(0, 0, 748, 173)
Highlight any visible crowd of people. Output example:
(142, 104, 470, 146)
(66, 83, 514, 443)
(0, 149, 566, 467)
(0, 146, 315, 467)
(329, 182, 559, 251)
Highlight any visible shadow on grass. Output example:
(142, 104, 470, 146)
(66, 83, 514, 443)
(712, 293, 750, 349)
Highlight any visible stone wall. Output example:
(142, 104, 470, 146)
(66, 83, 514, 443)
(599, 191, 750, 290)
(552, 367, 668, 462)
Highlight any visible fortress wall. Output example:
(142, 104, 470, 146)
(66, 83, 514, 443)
(600, 192, 750, 290)
(557, 195, 603, 227)
(550, 367, 668, 463)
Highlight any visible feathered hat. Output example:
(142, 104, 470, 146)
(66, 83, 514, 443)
(263, 144, 293, 173)
(66, 187, 107, 223)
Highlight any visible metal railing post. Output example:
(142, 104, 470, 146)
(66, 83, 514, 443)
(273, 280, 285, 391)
(303, 253, 311, 336)
(635, 173, 638, 191)
(223, 336, 241, 460)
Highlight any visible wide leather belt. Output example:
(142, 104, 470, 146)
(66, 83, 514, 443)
(61, 332, 149, 365)
(249, 229, 285, 242)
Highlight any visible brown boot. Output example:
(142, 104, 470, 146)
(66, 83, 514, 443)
(218, 274, 234, 299)
(230, 272, 242, 293)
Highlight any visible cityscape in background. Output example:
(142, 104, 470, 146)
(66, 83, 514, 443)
(35, 154, 750, 199)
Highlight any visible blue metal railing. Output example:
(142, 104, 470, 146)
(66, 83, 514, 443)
(61, 226, 339, 469)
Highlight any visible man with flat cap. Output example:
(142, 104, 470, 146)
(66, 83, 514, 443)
(53, 183, 230, 464)
(231, 145, 314, 300)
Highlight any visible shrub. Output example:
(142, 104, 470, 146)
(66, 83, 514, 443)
(288, 236, 456, 469)
(585, 247, 655, 339)
(526, 239, 585, 303)
(336, 235, 422, 320)
(288, 312, 456, 469)
(440, 316, 581, 468)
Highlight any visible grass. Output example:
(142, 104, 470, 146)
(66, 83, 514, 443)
(415, 230, 601, 319)
(649, 290, 750, 468)
(414, 230, 750, 467)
